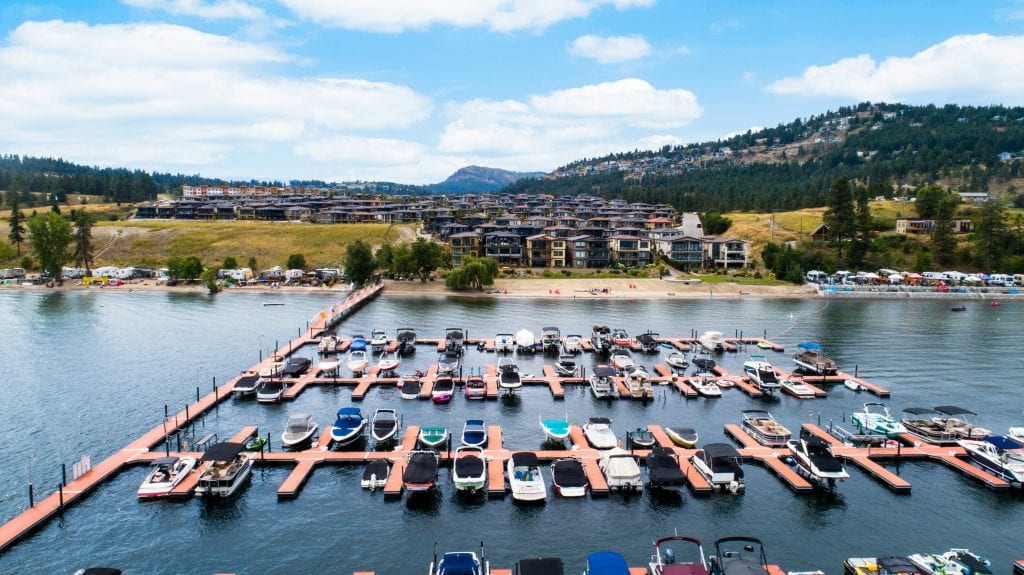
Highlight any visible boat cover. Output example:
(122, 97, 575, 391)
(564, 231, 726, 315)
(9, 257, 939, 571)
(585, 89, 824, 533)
(934, 405, 976, 416)
(946, 551, 992, 575)
(373, 419, 397, 436)
(337, 407, 362, 417)
(902, 407, 939, 416)
(586, 551, 629, 575)
(802, 438, 844, 472)
(796, 342, 822, 350)
(518, 558, 565, 575)
(542, 419, 569, 435)
(362, 460, 389, 481)
(235, 374, 260, 388)
(454, 455, 484, 476)
(403, 380, 422, 393)
(151, 456, 179, 467)
(434, 378, 455, 392)
(647, 447, 685, 485)
(551, 459, 587, 487)
(201, 442, 243, 462)
(601, 449, 640, 478)
(79, 569, 123, 575)
(512, 452, 540, 467)
(282, 357, 311, 375)
(438, 552, 479, 575)
(876, 556, 921, 574)
(717, 556, 767, 575)
(403, 453, 438, 483)
(349, 338, 367, 350)
(589, 417, 611, 425)
(984, 435, 1021, 450)
(703, 443, 741, 459)
(592, 366, 617, 377)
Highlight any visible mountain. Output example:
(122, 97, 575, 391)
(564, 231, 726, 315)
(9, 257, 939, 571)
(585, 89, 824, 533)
(428, 165, 546, 193)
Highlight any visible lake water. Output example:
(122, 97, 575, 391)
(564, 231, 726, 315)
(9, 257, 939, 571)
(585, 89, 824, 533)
(0, 291, 1022, 574)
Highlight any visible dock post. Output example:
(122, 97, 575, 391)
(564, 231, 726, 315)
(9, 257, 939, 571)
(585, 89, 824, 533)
(58, 484, 63, 516)
(196, 386, 200, 402)
(62, 463, 67, 487)
(267, 431, 272, 453)
(213, 377, 217, 400)
(28, 483, 34, 508)
(185, 404, 190, 422)
(855, 365, 859, 377)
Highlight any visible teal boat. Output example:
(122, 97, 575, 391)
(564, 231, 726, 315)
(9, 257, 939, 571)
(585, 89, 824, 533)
(540, 415, 570, 441)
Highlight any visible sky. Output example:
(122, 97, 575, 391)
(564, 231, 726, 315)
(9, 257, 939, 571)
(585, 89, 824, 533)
(2, 1, 1024, 184)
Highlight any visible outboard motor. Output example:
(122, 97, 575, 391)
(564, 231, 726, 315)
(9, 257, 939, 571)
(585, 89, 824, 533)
(663, 549, 675, 564)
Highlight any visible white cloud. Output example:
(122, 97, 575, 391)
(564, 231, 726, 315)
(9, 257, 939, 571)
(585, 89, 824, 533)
(568, 34, 651, 64)
(122, 0, 265, 20)
(636, 134, 684, 150)
(295, 135, 425, 165)
(531, 78, 701, 128)
(277, 0, 656, 33)
(721, 126, 764, 140)
(766, 34, 1024, 103)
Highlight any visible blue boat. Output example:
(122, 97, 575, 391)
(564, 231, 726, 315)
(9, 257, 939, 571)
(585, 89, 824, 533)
(330, 407, 366, 446)
(349, 337, 368, 351)
(462, 419, 488, 447)
(584, 552, 630, 575)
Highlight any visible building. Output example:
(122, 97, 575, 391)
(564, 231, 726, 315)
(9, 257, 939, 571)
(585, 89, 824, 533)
(705, 237, 750, 268)
(895, 218, 973, 235)
(449, 231, 482, 266)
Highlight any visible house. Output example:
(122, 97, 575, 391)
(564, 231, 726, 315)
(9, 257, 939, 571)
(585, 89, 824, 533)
(895, 218, 973, 235)
(958, 192, 990, 204)
(809, 224, 830, 242)
(525, 234, 567, 268)
(705, 237, 749, 268)
(482, 232, 524, 266)
(448, 231, 482, 266)
(609, 235, 653, 268)
(656, 234, 705, 268)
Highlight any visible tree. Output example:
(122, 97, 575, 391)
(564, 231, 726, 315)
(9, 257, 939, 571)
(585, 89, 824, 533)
(222, 256, 238, 269)
(7, 196, 26, 256)
(822, 176, 855, 261)
(848, 186, 872, 268)
(27, 212, 73, 279)
(445, 256, 498, 291)
(408, 237, 448, 283)
(286, 253, 306, 270)
(167, 255, 204, 282)
(200, 267, 221, 294)
(700, 211, 732, 235)
(930, 192, 959, 265)
(375, 243, 394, 270)
(72, 210, 94, 274)
(970, 197, 1010, 270)
(247, 256, 257, 270)
(914, 184, 946, 219)
(343, 240, 376, 285)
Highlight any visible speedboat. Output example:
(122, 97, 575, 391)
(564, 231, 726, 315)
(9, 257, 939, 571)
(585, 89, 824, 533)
(137, 456, 197, 498)
(452, 446, 487, 492)
(584, 552, 630, 575)
(691, 444, 745, 492)
(933, 405, 990, 440)
(628, 427, 656, 449)
(495, 333, 515, 353)
(792, 342, 838, 375)
(908, 549, 992, 575)
(901, 407, 958, 444)
(318, 334, 340, 354)
(418, 425, 449, 448)
(348, 335, 368, 352)
(610, 350, 635, 371)
(637, 331, 660, 353)
(330, 407, 366, 446)
(708, 537, 769, 575)
(465, 375, 487, 400)
(445, 327, 466, 355)
(851, 403, 906, 438)
(591, 325, 613, 355)
(431, 377, 455, 404)
(429, 547, 489, 575)
(400, 375, 422, 400)
(194, 442, 253, 498)
(599, 447, 643, 492)
(347, 350, 369, 375)
(518, 558, 564, 575)
(515, 328, 536, 354)
(360, 460, 389, 490)
(844, 556, 925, 575)
(508, 452, 547, 502)
(255, 378, 285, 403)
(742, 355, 780, 393)
(462, 419, 488, 447)
(403, 451, 439, 492)
(646, 445, 686, 490)
(550, 458, 588, 497)
(377, 351, 400, 373)
(370, 408, 400, 443)
(540, 415, 571, 442)
(786, 433, 849, 488)
(649, 536, 709, 575)
(258, 361, 284, 378)
(665, 351, 689, 370)
(498, 357, 522, 391)
(583, 417, 618, 449)
(562, 334, 583, 354)
(741, 410, 791, 447)
(280, 356, 311, 378)
(779, 378, 816, 398)
(317, 357, 340, 374)
(438, 351, 461, 375)
(625, 367, 653, 400)
(589, 366, 619, 399)
(541, 326, 561, 353)
(611, 328, 632, 349)
(554, 354, 579, 377)
(281, 412, 318, 448)
(232, 373, 261, 396)
(958, 436, 1024, 487)
(1009, 426, 1024, 447)
(395, 327, 417, 355)
(369, 328, 388, 353)
(665, 427, 699, 448)
(697, 331, 726, 353)
(692, 351, 716, 371)
(689, 374, 722, 397)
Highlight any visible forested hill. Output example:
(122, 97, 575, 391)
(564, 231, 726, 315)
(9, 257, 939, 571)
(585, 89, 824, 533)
(505, 102, 1024, 212)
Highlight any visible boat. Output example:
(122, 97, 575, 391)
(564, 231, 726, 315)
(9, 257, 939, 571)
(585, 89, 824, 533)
(628, 427, 656, 449)
(395, 327, 417, 355)
(741, 410, 791, 447)
(452, 446, 487, 492)
(610, 350, 635, 371)
(74, 568, 123, 575)
(462, 419, 488, 447)
(497, 357, 522, 391)
(792, 342, 838, 375)
(541, 326, 561, 353)
(431, 377, 455, 404)
(515, 328, 536, 354)
(255, 378, 285, 403)
(495, 333, 515, 353)
(665, 427, 699, 448)
(400, 375, 421, 400)
(231, 373, 261, 396)
(508, 452, 547, 501)
(584, 552, 630, 575)
(465, 375, 487, 400)
(779, 378, 816, 398)
(418, 425, 449, 448)
(851, 403, 906, 438)
(742, 355, 780, 393)
(665, 351, 689, 370)
(786, 432, 849, 488)
(688, 374, 722, 397)
(908, 549, 992, 575)
(554, 354, 579, 377)
(844, 556, 926, 575)
(599, 447, 643, 492)
(649, 536, 709, 575)
(589, 366, 619, 399)
(692, 350, 716, 371)
(369, 328, 388, 353)
(445, 327, 466, 355)
(429, 546, 490, 575)
(932, 405, 990, 440)
(958, 436, 1024, 487)
(370, 408, 400, 443)
(591, 325, 613, 355)
(691, 444, 745, 492)
(377, 351, 401, 373)
(280, 412, 318, 448)
(625, 367, 654, 399)
(347, 349, 369, 375)
(708, 537, 769, 575)
(843, 379, 862, 392)
(243, 436, 266, 452)
(951, 305, 967, 312)
(330, 407, 366, 446)
(318, 333, 340, 354)
(711, 374, 734, 388)
(194, 442, 253, 497)
(646, 445, 686, 490)
(403, 451, 439, 491)
(258, 361, 284, 378)
(900, 407, 959, 445)
(1009, 426, 1024, 447)
(348, 335, 368, 352)
(583, 417, 618, 449)
(756, 339, 773, 350)
(137, 456, 197, 498)
(697, 331, 726, 353)
(539, 414, 571, 442)
(518, 557, 564, 575)
(280, 356, 311, 377)
(611, 328, 632, 349)
(360, 460, 389, 490)
(438, 351, 461, 375)
(550, 458, 588, 497)
(562, 334, 583, 354)
(637, 331, 660, 353)
(317, 357, 340, 373)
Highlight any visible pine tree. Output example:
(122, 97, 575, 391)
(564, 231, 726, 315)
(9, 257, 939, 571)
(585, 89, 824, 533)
(822, 176, 855, 262)
(7, 196, 26, 256)
(931, 193, 958, 265)
(72, 210, 95, 274)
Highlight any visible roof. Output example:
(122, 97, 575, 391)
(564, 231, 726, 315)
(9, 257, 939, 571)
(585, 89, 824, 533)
(588, 417, 611, 424)
(151, 456, 180, 466)
(902, 407, 939, 415)
(511, 452, 540, 466)
(796, 342, 822, 350)
(985, 435, 1021, 450)
(702, 443, 741, 459)
(201, 442, 244, 462)
(934, 405, 976, 416)
(586, 551, 629, 575)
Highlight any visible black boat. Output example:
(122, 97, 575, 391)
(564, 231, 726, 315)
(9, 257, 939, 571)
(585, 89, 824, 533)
(445, 327, 466, 355)
(637, 331, 660, 354)
(403, 451, 440, 491)
(691, 443, 745, 492)
(646, 445, 687, 489)
(360, 460, 389, 490)
(280, 356, 311, 377)
(396, 327, 417, 355)
(550, 458, 588, 497)
(692, 351, 716, 371)
(590, 326, 613, 355)
(518, 557, 565, 575)
(708, 536, 770, 575)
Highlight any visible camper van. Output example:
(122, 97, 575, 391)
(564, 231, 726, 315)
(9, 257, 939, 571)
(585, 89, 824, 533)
(988, 274, 1015, 287)
(805, 270, 828, 284)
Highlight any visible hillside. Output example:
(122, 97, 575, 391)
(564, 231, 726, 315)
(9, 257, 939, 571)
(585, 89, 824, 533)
(427, 165, 546, 193)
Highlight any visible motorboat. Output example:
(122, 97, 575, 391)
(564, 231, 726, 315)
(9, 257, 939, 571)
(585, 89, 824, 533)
(369, 328, 388, 353)
(708, 537, 769, 575)
(554, 354, 579, 377)
(360, 460, 389, 490)
(951, 305, 967, 312)
(779, 378, 816, 398)
(550, 458, 588, 497)
(258, 361, 284, 378)
(844, 556, 926, 575)
(665, 427, 699, 448)
(637, 331, 660, 353)
(429, 546, 489, 575)
(452, 446, 487, 492)
(665, 351, 689, 370)
(692, 351, 716, 371)
(688, 374, 722, 398)
(370, 408, 400, 443)
(318, 334, 340, 354)
(281, 412, 319, 448)
(844, 379, 862, 392)
(438, 351, 461, 375)
(232, 373, 261, 396)
(518, 558, 564, 575)
(589, 366, 619, 399)
(590, 325, 613, 355)
(697, 331, 726, 353)
(395, 327, 417, 355)
(792, 342, 838, 375)
(465, 375, 487, 400)
(708, 372, 733, 388)
(1009, 426, 1024, 447)
(583, 417, 618, 449)
(958, 436, 1024, 488)
(280, 356, 311, 377)
(445, 327, 466, 355)
(599, 447, 643, 492)
(649, 536, 709, 575)
(628, 427, 656, 449)
(851, 403, 906, 438)
(508, 452, 547, 502)
(646, 445, 686, 490)
(255, 378, 285, 403)
(900, 407, 959, 445)
(786, 433, 849, 488)
(562, 334, 583, 354)
(462, 419, 488, 447)
(741, 410, 791, 447)
(137, 456, 197, 498)
(317, 357, 340, 374)
(611, 328, 632, 350)
(403, 451, 439, 491)
(540, 415, 571, 442)
(541, 326, 561, 353)
(908, 549, 992, 575)
(691, 444, 745, 492)
(515, 328, 536, 354)
(584, 552, 630, 575)
(330, 407, 366, 446)
(495, 333, 515, 353)
(377, 351, 400, 373)
(742, 355, 780, 393)
(933, 405, 990, 440)
(498, 357, 522, 391)
(418, 425, 449, 448)
(625, 367, 654, 400)
(348, 335, 368, 352)
(431, 377, 455, 404)
(194, 442, 253, 498)
(400, 375, 422, 400)
(610, 350, 635, 371)
(347, 350, 369, 375)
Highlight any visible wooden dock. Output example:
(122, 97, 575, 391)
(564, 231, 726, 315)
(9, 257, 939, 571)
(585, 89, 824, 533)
(1013, 559, 1024, 575)
(487, 458, 507, 496)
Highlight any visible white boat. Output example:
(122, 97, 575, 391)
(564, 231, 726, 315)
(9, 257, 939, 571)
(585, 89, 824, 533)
(599, 447, 643, 492)
(742, 355, 780, 393)
(437, 351, 461, 375)
(494, 333, 515, 353)
(691, 443, 745, 493)
(399, 375, 421, 400)
(377, 351, 401, 373)
(195, 442, 253, 498)
(258, 361, 284, 378)
(317, 358, 340, 373)
(792, 342, 837, 375)
(281, 412, 318, 447)
(515, 329, 536, 354)
(369, 328, 388, 354)
(589, 366, 618, 399)
(462, 419, 488, 447)
(562, 334, 583, 354)
(933, 405, 990, 440)
(330, 407, 366, 446)
(370, 408, 400, 443)
(689, 374, 722, 397)
(1009, 426, 1024, 447)
(610, 350, 635, 372)
(843, 379, 862, 392)
(908, 549, 993, 575)
(698, 331, 726, 353)
(452, 446, 487, 492)
(649, 536, 709, 575)
(361, 460, 389, 490)
(418, 426, 449, 448)
(779, 378, 816, 398)
(665, 426, 699, 448)
(539, 414, 570, 442)
(497, 357, 522, 391)
(958, 436, 1024, 488)
(346, 350, 369, 375)
(541, 326, 561, 353)
(665, 351, 689, 370)
(851, 403, 906, 438)
(317, 334, 340, 355)
(550, 458, 588, 497)
(611, 328, 632, 350)
(231, 373, 261, 396)
(741, 410, 791, 447)
(583, 417, 618, 449)
(137, 456, 197, 498)
(786, 434, 849, 488)
(255, 378, 285, 403)
(625, 368, 653, 400)
(901, 407, 959, 445)
(554, 354, 579, 377)
(507, 452, 547, 501)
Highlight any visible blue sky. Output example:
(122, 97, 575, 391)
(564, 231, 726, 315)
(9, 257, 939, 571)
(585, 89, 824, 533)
(1, 1, 1023, 184)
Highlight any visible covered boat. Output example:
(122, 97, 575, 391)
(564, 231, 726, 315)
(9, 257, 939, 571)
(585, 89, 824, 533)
(646, 445, 686, 490)
(786, 433, 849, 488)
(550, 458, 588, 497)
(599, 448, 643, 492)
(280, 356, 311, 377)
(540, 415, 571, 442)
(395, 327, 417, 355)
(498, 357, 522, 391)
(318, 334, 340, 354)
(259, 361, 284, 378)
(361, 460, 389, 490)
(844, 556, 926, 575)
(691, 444, 745, 492)
(610, 350, 635, 371)
(515, 328, 536, 353)
(195, 442, 253, 498)
(590, 326, 613, 355)
(541, 326, 561, 353)
(589, 366, 618, 399)
(330, 407, 366, 446)
(419, 426, 449, 448)
(137, 456, 197, 498)
(709, 537, 769, 575)
(518, 558, 564, 575)
(452, 446, 487, 492)
(584, 552, 630, 575)
(494, 332, 515, 353)
(231, 373, 261, 396)
(741, 410, 791, 447)
(508, 452, 547, 502)
(665, 427, 699, 448)
(625, 367, 653, 400)
(462, 419, 488, 447)
(281, 412, 318, 448)
(438, 351, 461, 375)
(583, 417, 618, 450)
(692, 351, 716, 371)
(370, 408, 400, 443)
(792, 342, 838, 375)
(403, 451, 439, 491)
(649, 536, 709, 575)
(851, 403, 906, 438)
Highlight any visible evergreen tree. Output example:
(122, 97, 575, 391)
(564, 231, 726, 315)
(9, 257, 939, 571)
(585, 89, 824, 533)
(72, 210, 95, 274)
(848, 186, 872, 268)
(343, 240, 376, 286)
(7, 196, 26, 256)
(27, 212, 73, 279)
(971, 197, 1010, 270)
(286, 253, 306, 270)
(930, 192, 959, 265)
(822, 176, 855, 262)
(222, 256, 238, 269)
